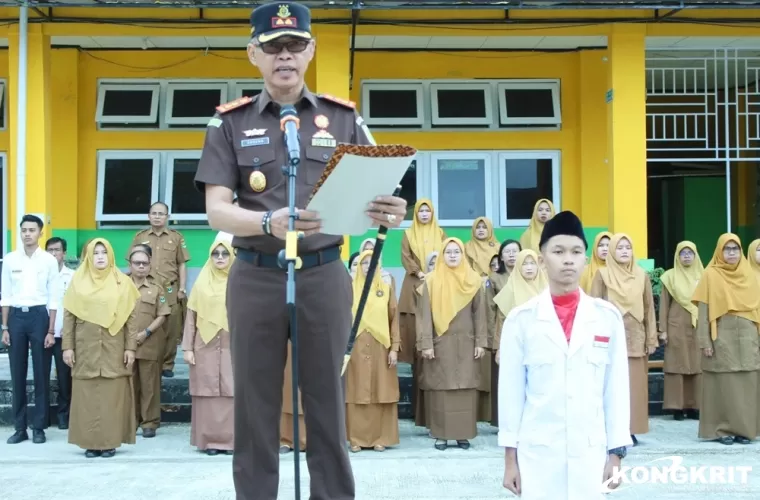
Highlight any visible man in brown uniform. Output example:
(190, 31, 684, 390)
(194, 3, 407, 499)
(128, 201, 190, 378)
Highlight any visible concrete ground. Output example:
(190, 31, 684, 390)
(1, 417, 759, 500)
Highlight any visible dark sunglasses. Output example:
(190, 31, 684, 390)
(257, 39, 309, 55)
(212, 251, 230, 258)
(131, 260, 150, 267)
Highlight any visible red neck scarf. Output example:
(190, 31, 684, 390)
(552, 289, 581, 343)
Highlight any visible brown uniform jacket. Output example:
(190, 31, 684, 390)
(659, 288, 701, 375)
(486, 271, 510, 350)
(128, 228, 190, 306)
(130, 278, 172, 361)
(194, 87, 375, 255)
(61, 310, 138, 380)
(398, 232, 447, 314)
(415, 287, 488, 392)
(696, 302, 760, 373)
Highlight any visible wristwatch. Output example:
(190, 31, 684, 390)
(145, 328, 152, 338)
(608, 447, 627, 459)
(1, 325, 7, 331)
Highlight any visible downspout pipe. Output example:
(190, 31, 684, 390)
(15, 3, 28, 245)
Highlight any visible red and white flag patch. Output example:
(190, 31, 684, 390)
(594, 335, 610, 348)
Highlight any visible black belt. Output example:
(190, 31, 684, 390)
(11, 305, 46, 312)
(235, 246, 341, 270)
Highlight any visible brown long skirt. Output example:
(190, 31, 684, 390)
(280, 412, 306, 450)
(346, 403, 400, 448)
(69, 376, 136, 451)
(490, 355, 499, 427)
(413, 355, 428, 428)
(398, 313, 416, 365)
(629, 356, 649, 435)
(426, 389, 478, 441)
(191, 396, 234, 451)
(699, 370, 759, 440)
(477, 351, 492, 422)
(663, 373, 701, 410)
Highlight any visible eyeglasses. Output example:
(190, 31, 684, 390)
(212, 251, 230, 258)
(149, 212, 167, 217)
(257, 39, 310, 55)
(131, 261, 150, 267)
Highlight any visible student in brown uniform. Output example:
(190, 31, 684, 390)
(399, 198, 446, 424)
(194, 2, 407, 497)
(417, 237, 487, 451)
(659, 241, 704, 421)
(519, 199, 555, 253)
(62, 238, 141, 458)
(128, 201, 190, 378)
(127, 246, 171, 437)
(182, 241, 235, 455)
(414, 251, 438, 431)
(590, 233, 657, 446)
(580, 231, 612, 294)
(345, 250, 401, 452)
(693, 233, 760, 445)
(280, 341, 306, 454)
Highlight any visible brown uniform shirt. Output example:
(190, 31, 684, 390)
(128, 228, 190, 305)
(130, 279, 172, 361)
(194, 87, 375, 254)
(62, 310, 138, 380)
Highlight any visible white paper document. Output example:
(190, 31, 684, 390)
(306, 151, 416, 236)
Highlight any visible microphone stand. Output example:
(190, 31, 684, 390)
(277, 106, 303, 500)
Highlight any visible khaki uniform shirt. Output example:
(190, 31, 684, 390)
(130, 279, 172, 361)
(194, 87, 375, 254)
(128, 228, 190, 306)
(61, 310, 137, 380)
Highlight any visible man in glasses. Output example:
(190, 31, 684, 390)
(195, 2, 407, 499)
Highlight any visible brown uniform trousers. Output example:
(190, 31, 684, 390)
(130, 279, 171, 430)
(128, 228, 190, 372)
(195, 87, 375, 500)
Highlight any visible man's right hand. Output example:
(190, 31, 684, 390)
(270, 208, 322, 240)
(1, 330, 9, 347)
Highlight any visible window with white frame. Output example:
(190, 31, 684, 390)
(95, 83, 160, 127)
(164, 151, 205, 221)
(361, 83, 424, 127)
(430, 82, 493, 126)
(233, 81, 264, 100)
(96, 151, 160, 223)
(498, 151, 561, 226)
(430, 152, 492, 226)
(165, 82, 228, 126)
(497, 81, 561, 127)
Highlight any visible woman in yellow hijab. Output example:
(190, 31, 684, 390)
(182, 241, 235, 456)
(519, 199, 555, 252)
(748, 239, 760, 284)
(62, 238, 140, 458)
(658, 241, 704, 422)
(464, 217, 500, 278)
(692, 233, 760, 445)
(398, 198, 446, 424)
(359, 237, 396, 288)
(580, 231, 612, 293)
(345, 250, 401, 453)
(417, 237, 488, 451)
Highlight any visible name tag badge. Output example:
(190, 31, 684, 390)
(241, 137, 270, 148)
(593, 335, 610, 348)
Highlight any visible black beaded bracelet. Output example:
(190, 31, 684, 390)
(262, 211, 273, 236)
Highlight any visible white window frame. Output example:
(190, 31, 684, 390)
(232, 80, 265, 99)
(95, 83, 160, 125)
(164, 82, 228, 126)
(497, 150, 561, 227)
(0, 152, 6, 254)
(430, 82, 494, 126)
(96, 151, 161, 223)
(164, 150, 206, 222)
(497, 81, 561, 126)
(361, 82, 425, 127)
(430, 151, 493, 227)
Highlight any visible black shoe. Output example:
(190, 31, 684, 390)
(673, 411, 684, 421)
(7, 431, 28, 444)
(718, 436, 734, 445)
(734, 436, 751, 445)
(631, 435, 638, 446)
(85, 450, 102, 458)
(456, 440, 470, 450)
(162, 370, 174, 378)
(32, 430, 46, 444)
(142, 428, 156, 438)
(279, 445, 291, 454)
(101, 449, 116, 458)
(206, 449, 220, 456)
(685, 409, 700, 420)
(58, 420, 69, 430)
(434, 439, 447, 451)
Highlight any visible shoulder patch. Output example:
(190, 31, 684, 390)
(318, 93, 356, 109)
(216, 96, 253, 114)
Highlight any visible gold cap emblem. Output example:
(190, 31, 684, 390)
(278, 4, 291, 18)
(249, 170, 267, 192)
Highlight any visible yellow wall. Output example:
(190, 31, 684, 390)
(0, 50, 8, 154)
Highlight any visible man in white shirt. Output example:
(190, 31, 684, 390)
(0, 215, 60, 445)
(45, 237, 75, 430)
(499, 211, 631, 500)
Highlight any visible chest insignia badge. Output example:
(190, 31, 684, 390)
(241, 137, 270, 148)
(314, 115, 329, 129)
(243, 129, 267, 137)
(489, 241, 495, 247)
(311, 129, 337, 148)
(250, 170, 267, 192)
(167, 287, 173, 294)
(376, 289, 384, 297)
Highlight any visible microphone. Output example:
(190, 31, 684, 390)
(280, 105, 301, 164)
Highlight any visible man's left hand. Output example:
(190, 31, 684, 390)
(366, 195, 407, 229)
(603, 455, 622, 490)
(44, 333, 55, 349)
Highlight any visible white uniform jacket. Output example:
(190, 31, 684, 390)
(498, 289, 632, 500)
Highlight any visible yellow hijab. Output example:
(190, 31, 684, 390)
(187, 241, 234, 344)
(63, 238, 140, 336)
(580, 231, 612, 294)
(748, 239, 760, 286)
(352, 250, 392, 348)
(692, 233, 760, 340)
(426, 238, 482, 336)
(405, 198, 445, 265)
(660, 241, 704, 328)
(493, 250, 548, 316)
(464, 217, 500, 276)
(519, 199, 556, 252)
(598, 233, 647, 322)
